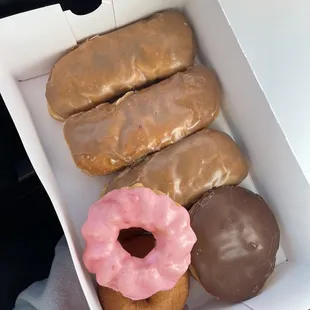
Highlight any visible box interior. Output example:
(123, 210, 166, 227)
(0, 1, 309, 309)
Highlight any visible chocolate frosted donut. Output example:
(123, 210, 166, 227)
(189, 186, 280, 303)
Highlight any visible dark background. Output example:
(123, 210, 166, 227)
(0, 1, 101, 309)
(0, 0, 102, 18)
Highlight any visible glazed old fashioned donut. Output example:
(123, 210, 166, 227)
(98, 234, 190, 310)
(82, 185, 196, 300)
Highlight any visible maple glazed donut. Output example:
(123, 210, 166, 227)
(46, 10, 196, 121)
(105, 129, 249, 208)
(82, 185, 196, 300)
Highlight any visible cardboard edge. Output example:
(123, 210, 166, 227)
(0, 69, 102, 310)
(64, 2, 116, 42)
(0, 4, 77, 81)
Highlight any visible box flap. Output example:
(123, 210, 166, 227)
(219, 0, 310, 187)
(64, 2, 116, 42)
(0, 5, 76, 81)
(186, 0, 310, 262)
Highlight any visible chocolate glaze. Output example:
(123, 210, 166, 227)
(63, 65, 221, 176)
(190, 186, 280, 303)
(105, 129, 248, 208)
(46, 10, 196, 120)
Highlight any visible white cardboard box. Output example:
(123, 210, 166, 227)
(0, 1, 309, 309)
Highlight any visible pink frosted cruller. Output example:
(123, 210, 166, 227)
(82, 186, 197, 300)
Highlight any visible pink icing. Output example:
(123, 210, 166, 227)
(82, 187, 197, 300)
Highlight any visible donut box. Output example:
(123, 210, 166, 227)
(0, 1, 309, 310)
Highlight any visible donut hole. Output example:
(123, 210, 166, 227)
(118, 228, 156, 258)
(118, 227, 147, 242)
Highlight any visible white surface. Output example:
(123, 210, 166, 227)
(0, 5, 76, 80)
(219, 0, 310, 189)
(195, 262, 310, 310)
(186, 0, 310, 263)
(64, 2, 115, 41)
(244, 262, 310, 310)
(1, 0, 309, 309)
(18, 74, 115, 247)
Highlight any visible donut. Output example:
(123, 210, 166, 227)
(189, 186, 280, 303)
(82, 185, 196, 300)
(98, 234, 190, 310)
(63, 65, 220, 176)
(46, 10, 195, 120)
(105, 129, 248, 208)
